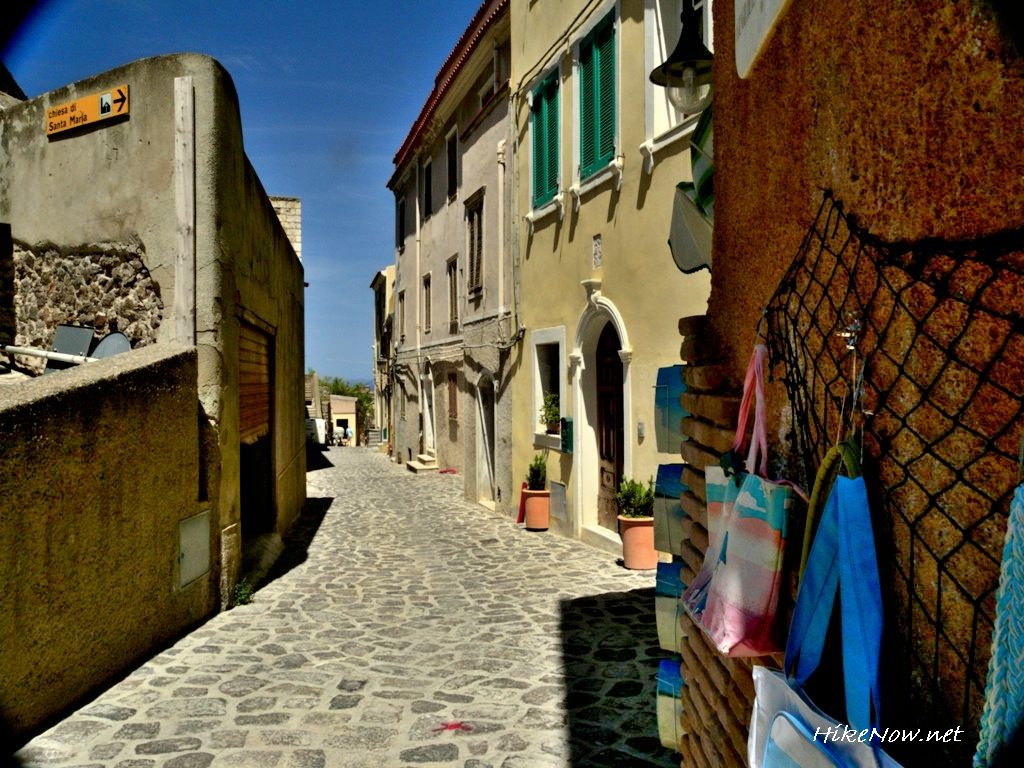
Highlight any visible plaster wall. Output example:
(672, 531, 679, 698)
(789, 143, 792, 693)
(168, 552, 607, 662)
(0, 54, 306, 597)
(390, 6, 513, 497)
(509, 0, 711, 547)
(0, 345, 212, 739)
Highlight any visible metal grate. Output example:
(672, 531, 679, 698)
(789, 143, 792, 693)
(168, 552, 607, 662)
(766, 190, 1024, 765)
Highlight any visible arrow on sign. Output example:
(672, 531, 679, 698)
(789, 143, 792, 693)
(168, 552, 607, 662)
(112, 88, 127, 113)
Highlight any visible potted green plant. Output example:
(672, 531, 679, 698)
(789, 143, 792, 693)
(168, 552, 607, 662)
(540, 393, 561, 435)
(617, 476, 657, 569)
(523, 453, 550, 531)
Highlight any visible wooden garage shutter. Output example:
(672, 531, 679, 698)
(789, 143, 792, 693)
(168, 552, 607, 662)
(239, 321, 272, 444)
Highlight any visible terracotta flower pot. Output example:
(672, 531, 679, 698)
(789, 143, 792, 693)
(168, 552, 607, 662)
(619, 515, 657, 569)
(523, 489, 550, 531)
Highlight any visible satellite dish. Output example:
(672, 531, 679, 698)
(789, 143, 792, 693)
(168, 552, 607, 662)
(90, 332, 131, 359)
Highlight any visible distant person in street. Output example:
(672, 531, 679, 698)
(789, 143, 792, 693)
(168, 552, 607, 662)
(345, 426, 354, 446)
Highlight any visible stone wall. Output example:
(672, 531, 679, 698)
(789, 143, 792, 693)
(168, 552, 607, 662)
(700, 2, 1024, 766)
(12, 240, 163, 373)
(269, 196, 302, 262)
(0, 345, 215, 739)
(0, 54, 307, 606)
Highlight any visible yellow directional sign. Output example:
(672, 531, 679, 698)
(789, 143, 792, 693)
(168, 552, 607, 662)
(45, 84, 129, 136)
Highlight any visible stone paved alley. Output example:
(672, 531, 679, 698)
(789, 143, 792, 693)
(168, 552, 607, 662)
(15, 447, 677, 768)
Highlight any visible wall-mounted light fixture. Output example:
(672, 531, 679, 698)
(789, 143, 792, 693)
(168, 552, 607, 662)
(649, 0, 713, 114)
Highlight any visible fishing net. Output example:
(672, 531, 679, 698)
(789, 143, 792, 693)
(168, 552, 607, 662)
(766, 190, 1024, 765)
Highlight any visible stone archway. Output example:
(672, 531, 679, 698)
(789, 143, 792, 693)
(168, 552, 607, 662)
(571, 291, 632, 543)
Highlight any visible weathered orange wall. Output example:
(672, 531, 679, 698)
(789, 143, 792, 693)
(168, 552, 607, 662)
(708, 1, 1024, 764)
(713, 0, 1024, 375)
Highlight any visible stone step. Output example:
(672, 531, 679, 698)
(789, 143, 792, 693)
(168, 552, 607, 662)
(416, 453, 437, 465)
(406, 460, 439, 474)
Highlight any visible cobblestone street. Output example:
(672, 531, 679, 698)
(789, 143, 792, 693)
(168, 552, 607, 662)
(16, 447, 676, 768)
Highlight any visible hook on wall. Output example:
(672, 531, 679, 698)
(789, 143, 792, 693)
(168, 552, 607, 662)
(755, 308, 769, 343)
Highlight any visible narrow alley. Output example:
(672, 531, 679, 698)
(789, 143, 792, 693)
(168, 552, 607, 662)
(16, 448, 676, 768)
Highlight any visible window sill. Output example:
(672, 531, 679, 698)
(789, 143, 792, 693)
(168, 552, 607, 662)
(524, 192, 565, 234)
(638, 117, 700, 175)
(570, 155, 624, 211)
(533, 432, 562, 451)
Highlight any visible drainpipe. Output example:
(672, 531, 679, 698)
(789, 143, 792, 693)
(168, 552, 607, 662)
(415, 160, 422, 358)
(508, 97, 523, 342)
(0, 345, 97, 366)
(415, 157, 425, 455)
(496, 139, 507, 323)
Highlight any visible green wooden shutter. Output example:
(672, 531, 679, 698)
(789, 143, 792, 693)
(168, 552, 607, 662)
(595, 18, 616, 166)
(532, 73, 559, 207)
(579, 13, 615, 180)
(579, 40, 596, 177)
(544, 77, 559, 203)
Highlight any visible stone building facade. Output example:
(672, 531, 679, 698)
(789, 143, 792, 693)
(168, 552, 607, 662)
(388, 0, 515, 513)
(0, 53, 306, 738)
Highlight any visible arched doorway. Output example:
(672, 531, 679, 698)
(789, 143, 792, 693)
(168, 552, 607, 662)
(475, 375, 496, 504)
(595, 323, 623, 532)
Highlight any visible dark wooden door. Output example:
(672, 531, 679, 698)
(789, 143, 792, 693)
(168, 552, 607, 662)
(596, 323, 623, 532)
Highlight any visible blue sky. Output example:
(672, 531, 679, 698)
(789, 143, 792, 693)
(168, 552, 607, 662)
(2, 0, 485, 383)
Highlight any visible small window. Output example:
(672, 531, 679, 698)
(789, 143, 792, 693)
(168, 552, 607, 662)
(466, 191, 484, 294)
(398, 291, 406, 341)
(531, 326, 566, 446)
(448, 372, 458, 420)
(396, 196, 406, 251)
(423, 274, 432, 334)
(447, 132, 458, 201)
(537, 343, 560, 429)
(447, 257, 459, 331)
(531, 70, 559, 208)
(422, 160, 433, 219)
(478, 80, 494, 110)
(579, 11, 616, 180)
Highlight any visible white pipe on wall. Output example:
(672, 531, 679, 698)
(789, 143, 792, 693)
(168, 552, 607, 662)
(497, 139, 507, 321)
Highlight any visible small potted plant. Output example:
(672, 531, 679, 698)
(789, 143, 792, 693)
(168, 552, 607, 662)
(617, 476, 657, 569)
(522, 453, 550, 531)
(540, 393, 561, 435)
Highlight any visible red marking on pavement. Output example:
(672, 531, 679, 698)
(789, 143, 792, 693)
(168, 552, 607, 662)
(432, 720, 474, 733)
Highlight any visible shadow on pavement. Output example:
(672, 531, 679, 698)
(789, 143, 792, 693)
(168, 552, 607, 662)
(560, 587, 678, 767)
(306, 446, 334, 472)
(259, 497, 333, 588)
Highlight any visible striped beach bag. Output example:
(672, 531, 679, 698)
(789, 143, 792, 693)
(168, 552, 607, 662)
(682, 344, 793, 656)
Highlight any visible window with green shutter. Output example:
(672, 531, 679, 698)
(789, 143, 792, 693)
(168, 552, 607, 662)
(579, 12, 616, 180)
(531, 71, 559, 208)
